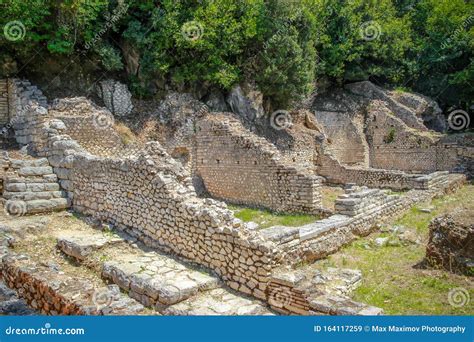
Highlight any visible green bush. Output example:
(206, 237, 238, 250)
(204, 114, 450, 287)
(0, 0, 472, 110)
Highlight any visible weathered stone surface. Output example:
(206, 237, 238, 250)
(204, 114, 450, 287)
(96, 79, 133, 116)
(163, 288, 273, 315)
(102, 253, 221, 306)
(0, 281, 37, 315)
(226, 85, 264, 122)
(426, 210, 474, 275)
(57, 232, 121, 261)
(1, 252, 148, 315)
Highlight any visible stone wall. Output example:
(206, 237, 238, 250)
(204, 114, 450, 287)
(69, 142, 281, 300)
(1, 252, 145, 315)
(316, 145, 423, 190)
(366, 101, 460, 172)
(426, 210, 473, 275)
(282, 174, 466, 263)
(311, 82, 472, 176)
(6, 79, 47, 130)
(5, 97, 284, 302)
(49, 97, 135, 157)
(196, 114, 323, 214)
(0, 79, 8, 125)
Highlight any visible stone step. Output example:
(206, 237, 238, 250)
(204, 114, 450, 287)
(4, 182, 60, 192)
(56, 229, 221, 307)
(5, 174, 59, 183)
(309, 294, 383, 315)
(4, 198, 69, 215)
(55, 225, 273, 315)
(298, 214, 351, 241)
(3, 190, 65, 201)
(10, 158, 50, 168)
(163, 288, 274, 315)
(17, 166, 53, 177)
(1, 251, 149, 315)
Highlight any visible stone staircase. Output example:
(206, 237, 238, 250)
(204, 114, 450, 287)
(53, 220, 273, 315)
(266, 266, 383, 315)
(2, 156, 69, 215)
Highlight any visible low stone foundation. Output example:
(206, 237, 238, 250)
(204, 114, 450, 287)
(1, 252, 147, 315)
(426, 210, 473, 275)
(267, 267, 382, 315)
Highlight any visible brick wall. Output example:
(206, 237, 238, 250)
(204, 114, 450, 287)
(196, 114, 323, 214)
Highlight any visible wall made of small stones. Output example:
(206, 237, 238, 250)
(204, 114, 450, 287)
(70, 143, 282, 300)
(366, 104, 460, 172)
(196, 114, 323, 214)
(284, 174, 466, 263)
(316, 147, 423, 190)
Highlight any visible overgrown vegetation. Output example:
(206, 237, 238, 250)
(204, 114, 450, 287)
(0, 0, 472, 109)
(320, 184, 474, 315)
(229, 205, 319, 229)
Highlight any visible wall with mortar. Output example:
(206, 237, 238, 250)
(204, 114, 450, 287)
(196, 114, 323, 214)
(4, 79, 470, 315)
(6, 96, 285, 301)
(316, 144, 428, 190)
(70, 143, 282, 300)
(49, 98, 138, 157)
(282, 174, 465, 263)
(366, 102, 461, 173)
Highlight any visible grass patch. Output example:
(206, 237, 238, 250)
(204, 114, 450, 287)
(228, 205, 319, 229)
(321, 184, 474, 315)
(321, 186, 344, 210)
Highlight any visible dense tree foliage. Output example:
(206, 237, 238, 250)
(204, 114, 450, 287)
(0, 0, 472, 109)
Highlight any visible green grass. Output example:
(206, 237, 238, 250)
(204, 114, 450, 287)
(320, 184, 474, 315)
(228, 205, 319, 229)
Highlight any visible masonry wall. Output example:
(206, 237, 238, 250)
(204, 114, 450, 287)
(49, 98, 133, 157)
(316, 146, 426, 190)
(8, 99, 284, 301)
(366, 102, 462, 173)
(196, 114, 323, 214)
(70, 144, 281, 300)
(284, 174, 466, 263)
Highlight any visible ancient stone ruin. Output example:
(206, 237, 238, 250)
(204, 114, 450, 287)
(0, 78, 471, 316)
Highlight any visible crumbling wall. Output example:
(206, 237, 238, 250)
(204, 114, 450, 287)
(426, 210, 473, 275)
(70, 142, 282, 300)
(312, 90, 369, 167)
(366, 101, 459, 172)
(49, 98, 133, 157)
(196, 114, 323, 214)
